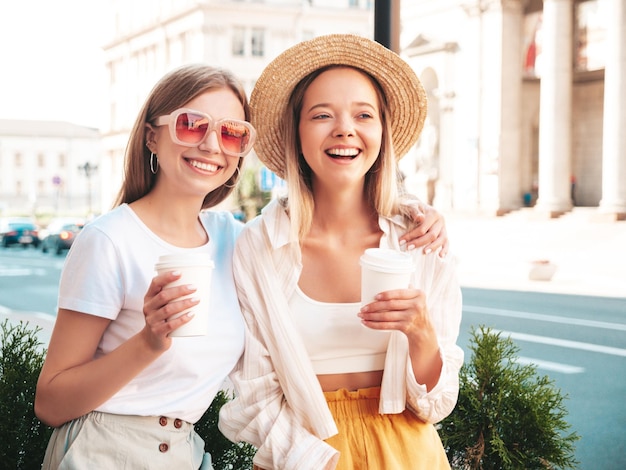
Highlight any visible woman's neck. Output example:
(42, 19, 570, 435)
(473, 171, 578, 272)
(129, 191, 208, 248)
(309, 187, 378, 239)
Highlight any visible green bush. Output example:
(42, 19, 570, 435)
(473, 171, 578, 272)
(440, 325, 580, 469)
(0, 319, 52, 469)
(195, 389, 256, 470)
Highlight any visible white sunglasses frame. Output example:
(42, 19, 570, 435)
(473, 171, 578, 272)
(154, 107, 256, 157)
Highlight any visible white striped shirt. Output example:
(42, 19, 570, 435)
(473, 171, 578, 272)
(219, 199, 464, 470)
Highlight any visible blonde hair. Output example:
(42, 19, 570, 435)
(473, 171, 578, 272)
(114, 64, 250, 209)
(281, 65, 408, 240)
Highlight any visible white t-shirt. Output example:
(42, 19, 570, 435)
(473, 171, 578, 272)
(58, 204, 245, 423)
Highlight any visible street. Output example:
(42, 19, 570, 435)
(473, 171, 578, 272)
(1, 247, 625, 469)
(0, 246, 63, 315)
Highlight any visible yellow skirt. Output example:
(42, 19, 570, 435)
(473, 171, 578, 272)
(323, 387, 450, 470)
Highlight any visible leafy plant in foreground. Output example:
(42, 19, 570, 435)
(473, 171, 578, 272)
(440, 325, 579, 469)
(0, 319, 53, 469)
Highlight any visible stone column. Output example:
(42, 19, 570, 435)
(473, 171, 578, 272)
(534, 0, 573, 217)
(497, 0, 523, 213)
(598, 0, 626, 219)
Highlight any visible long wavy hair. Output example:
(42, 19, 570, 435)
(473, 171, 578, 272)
(282, 65, 407, 240)
(114, 64, 250, 209)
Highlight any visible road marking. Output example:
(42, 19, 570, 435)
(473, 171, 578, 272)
(464, 305, 626, 331)
(0, 267, 46, 276)
(495, 329, 626, 357)
(515, 356, 585, 374)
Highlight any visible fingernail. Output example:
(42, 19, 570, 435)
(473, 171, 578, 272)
(187, 284, 198, 291)
(424, 248, 432, 254)
(399, 239, 407, 246)
(186, 311, 196, 318)
(407, 244, 416, 251)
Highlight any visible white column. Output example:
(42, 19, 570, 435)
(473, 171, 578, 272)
(598, 0, 626, 219)
(535, 0, 573, 216)
(497, 0, 523, 213)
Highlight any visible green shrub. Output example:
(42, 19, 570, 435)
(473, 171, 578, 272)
(195, 389, 256, 469)
(0, 319, 53, 469)
(440, 325, 580, 469)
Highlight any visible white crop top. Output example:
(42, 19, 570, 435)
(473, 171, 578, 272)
(289, 285, 390, 374)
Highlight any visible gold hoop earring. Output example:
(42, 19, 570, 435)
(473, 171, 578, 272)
(150, 153, 159, 174)
(223, 166, 241, 189)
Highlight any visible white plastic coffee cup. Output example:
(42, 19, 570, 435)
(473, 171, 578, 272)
(360, 248, 414, 306)
(154, 253, 214, 337)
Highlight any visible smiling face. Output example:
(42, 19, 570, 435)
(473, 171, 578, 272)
(146, 88, 245, 200)
(298, 67, 383, 190)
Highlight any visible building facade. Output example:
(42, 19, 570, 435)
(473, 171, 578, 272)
(0, 120, 101, 217)
(399, 0, 625, 219)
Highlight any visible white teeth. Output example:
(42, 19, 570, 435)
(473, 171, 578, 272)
(327, 148, 359, 157)
(190, 160, 219, 172)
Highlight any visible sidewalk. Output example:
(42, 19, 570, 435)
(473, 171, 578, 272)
(445, 207, 626, 299)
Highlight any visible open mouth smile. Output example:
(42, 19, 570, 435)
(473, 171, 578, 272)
(326, 148, 360, 159)
(188, 159, 220, 172)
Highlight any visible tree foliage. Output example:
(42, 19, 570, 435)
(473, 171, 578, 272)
(440, 325, 580, 469)
(195, 389, 256, 469)
(0, 319, 53, 469)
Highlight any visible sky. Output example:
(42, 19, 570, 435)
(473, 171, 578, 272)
(0, 1, 107, 129)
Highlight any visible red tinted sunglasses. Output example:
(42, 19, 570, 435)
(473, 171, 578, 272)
(155, 108, 256, 157)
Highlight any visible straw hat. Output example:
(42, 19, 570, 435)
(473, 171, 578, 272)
(250, 34, 427, 179)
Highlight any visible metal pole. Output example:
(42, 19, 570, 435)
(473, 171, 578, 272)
(374, 0, 400, 52)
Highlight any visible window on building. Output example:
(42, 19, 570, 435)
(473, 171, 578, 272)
(232, 27, 245, 56)
(524, 0, 607, 78)
(38, 180, 45, 193)
(168, 34, 184, 65)
(349, 0, 359, 7)
(14, 152, 22, 167)
(16, 181, 22, 196)
(38, 153, 45, 167)
(251, 28, 265, 57)
(522, 12, 542, 78)
(59, 153, 66, 167)
(575, 0, 607, 72)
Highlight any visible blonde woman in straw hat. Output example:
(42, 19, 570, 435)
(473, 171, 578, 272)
(218, 35, 463, 470)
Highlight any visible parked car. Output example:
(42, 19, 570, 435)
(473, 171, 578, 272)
(40, 218, 85, 255)
(0, 217, 40, 248)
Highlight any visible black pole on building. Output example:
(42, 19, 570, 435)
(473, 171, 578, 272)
(374, 0, 391, 48)
(374, 0, 399, 52)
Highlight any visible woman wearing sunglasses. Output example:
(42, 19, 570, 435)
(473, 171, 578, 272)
(35, 64, 254, 469)
(35, 63, 448, 469)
